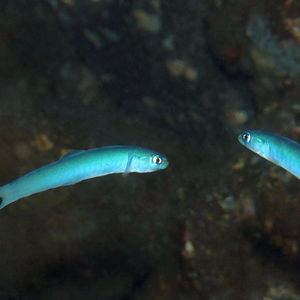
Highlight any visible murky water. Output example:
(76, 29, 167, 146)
(0, 1, 300, 300)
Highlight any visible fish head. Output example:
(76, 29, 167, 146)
(238, 130, 270, 159)
(129, 149, 169, 173)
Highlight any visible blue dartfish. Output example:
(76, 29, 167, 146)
(0, 145, 168, 209)
(238, 130, 300, 179)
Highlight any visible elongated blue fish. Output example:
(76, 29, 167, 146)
(0, 146, 168, 209)
(238, 130, 300, 179)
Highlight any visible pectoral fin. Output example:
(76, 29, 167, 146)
(124, 154, 133, 173)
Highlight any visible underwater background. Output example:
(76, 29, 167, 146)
(1, 0, 300, 299)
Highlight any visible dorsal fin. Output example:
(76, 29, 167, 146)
(60, 150, 86, 160)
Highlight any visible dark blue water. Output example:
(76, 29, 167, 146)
(0, 1, 300, 299)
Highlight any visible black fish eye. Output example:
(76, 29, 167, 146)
(152, 155, 163, 164)
(242, 132, 251, 143)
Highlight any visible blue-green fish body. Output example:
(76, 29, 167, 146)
(238, 130, 300, 178)
(0, 146, 168, 209)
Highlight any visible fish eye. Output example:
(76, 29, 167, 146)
(242, 132, 251, 143)
(152, 155, 163, 165)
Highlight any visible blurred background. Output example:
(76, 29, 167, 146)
(1, 0, 300, 299)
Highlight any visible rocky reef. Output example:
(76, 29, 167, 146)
(0, 1, 300, 299)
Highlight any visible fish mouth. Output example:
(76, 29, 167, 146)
(238, 134, 243, 144)
(164, 158, 169, 167)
